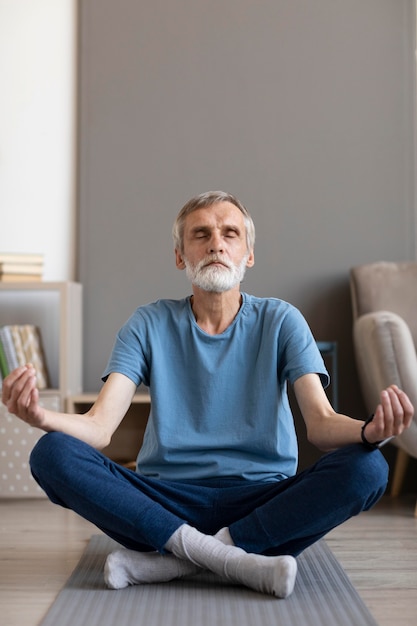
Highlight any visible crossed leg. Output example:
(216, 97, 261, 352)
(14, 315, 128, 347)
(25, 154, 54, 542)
(30, 433, 388, 598)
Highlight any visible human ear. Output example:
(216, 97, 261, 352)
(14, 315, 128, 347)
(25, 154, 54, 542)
(175, 248, 186, 270)
(246, 250, 255, 268)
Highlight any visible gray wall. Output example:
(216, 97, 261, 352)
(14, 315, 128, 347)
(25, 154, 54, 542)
(78, 1, 416, 469)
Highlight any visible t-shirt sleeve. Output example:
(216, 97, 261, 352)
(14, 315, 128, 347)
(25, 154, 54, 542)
(101, 310, 150, 387)
(279, 306, 330, 389)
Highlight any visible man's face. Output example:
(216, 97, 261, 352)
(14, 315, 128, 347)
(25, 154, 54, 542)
(175, 201, 255, 293)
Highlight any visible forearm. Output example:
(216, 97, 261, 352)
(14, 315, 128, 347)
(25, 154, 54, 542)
(295, 374, 414, 452)
(36, 408, 112, 449)
(2, 367, 133, 451)
(303, 385, 414, 452)
(307, 412, 363, 452)
(294, 374, 365, 451)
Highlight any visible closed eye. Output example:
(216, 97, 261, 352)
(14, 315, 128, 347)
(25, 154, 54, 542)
(194, 229, 209, 238)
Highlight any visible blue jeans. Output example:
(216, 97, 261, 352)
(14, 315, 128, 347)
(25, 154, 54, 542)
(30, 432, 388, 556)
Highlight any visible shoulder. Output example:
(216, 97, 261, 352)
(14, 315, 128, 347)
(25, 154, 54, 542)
(119, 297, 189, 335)
(240, 293, 311, 342)
(129, 297, 189, 321)
(241, 293, 304, 322)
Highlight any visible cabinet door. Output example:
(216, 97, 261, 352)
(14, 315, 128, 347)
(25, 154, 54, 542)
(0, 394, 59, 498)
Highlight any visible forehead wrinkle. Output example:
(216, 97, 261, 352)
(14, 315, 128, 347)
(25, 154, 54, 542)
(186, 213, 245, 233)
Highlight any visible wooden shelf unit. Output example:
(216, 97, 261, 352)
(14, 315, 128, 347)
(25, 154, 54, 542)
(0, 281, 83, 497)
(0, 281, 83, 406)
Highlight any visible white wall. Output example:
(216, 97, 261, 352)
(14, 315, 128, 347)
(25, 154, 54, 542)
(0, 0, 77, 280)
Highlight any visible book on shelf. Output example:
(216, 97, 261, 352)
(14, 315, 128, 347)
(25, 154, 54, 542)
(0, 340, 9, 384)
(0, 263, 43, 275)
(0, 252, 44, 283)
(0, 325, 49, 389)
(0, 326, 19, 373)
(0, 273, 43, 282)
(0, 252, 44, 264)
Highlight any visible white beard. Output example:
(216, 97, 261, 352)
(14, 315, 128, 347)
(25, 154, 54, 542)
(184, 254, 249, 293)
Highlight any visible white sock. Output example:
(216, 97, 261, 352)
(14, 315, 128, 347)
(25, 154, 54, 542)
(165, 525, 297, 598)
(104, 549, 201, 589)
(104, 526, 233, 589)
(215, 526, 234, 545)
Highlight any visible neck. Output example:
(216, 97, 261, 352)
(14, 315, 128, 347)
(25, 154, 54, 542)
(190, 287, 242, 335)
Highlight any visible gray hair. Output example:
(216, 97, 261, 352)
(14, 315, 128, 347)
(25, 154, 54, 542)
(172, 191, 256, 254)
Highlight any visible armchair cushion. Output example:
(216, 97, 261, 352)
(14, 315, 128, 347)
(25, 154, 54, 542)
(351, 262, 417, 345)
(353, 310, 417, 458)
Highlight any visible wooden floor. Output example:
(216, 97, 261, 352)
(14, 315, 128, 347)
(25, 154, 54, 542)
(1, 494, 416, 626)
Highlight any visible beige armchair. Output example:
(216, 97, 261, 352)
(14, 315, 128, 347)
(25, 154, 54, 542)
(350, 261, 417, 515)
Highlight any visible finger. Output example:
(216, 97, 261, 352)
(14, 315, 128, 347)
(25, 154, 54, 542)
(384, 386, 415, 437)
(20, 376, 38, 412)
(373, 402, 384, 423)
(376, 388, 403, 439)
(27, 387, 40, 414)
(389, 386, 414, 427)
(380, 389, 394, 426)
(1, 365, 30, 403)
(386, 388, 405, 434)
(370, 400, 390, 440)
(6, 371, 37, 416)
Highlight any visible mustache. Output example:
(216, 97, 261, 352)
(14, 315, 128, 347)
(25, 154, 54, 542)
(199, 255, 232, 270)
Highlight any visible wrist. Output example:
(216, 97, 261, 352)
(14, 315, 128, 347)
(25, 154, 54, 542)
(361, 415, 380, 449)
(361, 414, 394, 450)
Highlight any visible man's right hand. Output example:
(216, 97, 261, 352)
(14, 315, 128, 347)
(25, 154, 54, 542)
(1, 364, 46, 428)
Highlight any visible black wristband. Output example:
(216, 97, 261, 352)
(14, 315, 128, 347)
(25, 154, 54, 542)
(361, 414, 381, 450)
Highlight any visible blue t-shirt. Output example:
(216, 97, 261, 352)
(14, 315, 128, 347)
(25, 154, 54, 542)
(102, 293, 329, 482)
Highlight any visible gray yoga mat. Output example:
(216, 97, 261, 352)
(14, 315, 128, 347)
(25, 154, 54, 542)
(40, 535, 377, 626)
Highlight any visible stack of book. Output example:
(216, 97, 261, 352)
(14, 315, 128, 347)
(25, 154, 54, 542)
(0, 253, 44, 282)
(0, 325, 49, 390)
